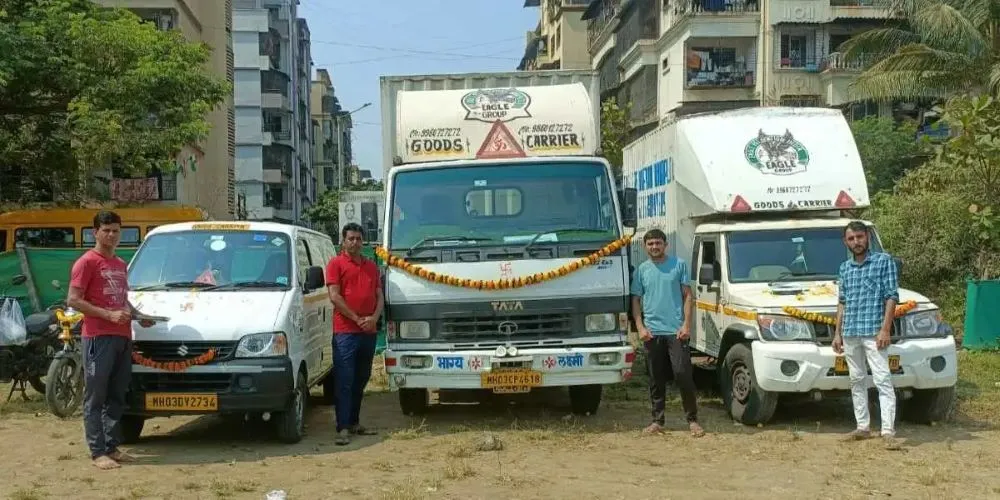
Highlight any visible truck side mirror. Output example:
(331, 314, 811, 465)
(698, 263, 715, 286)
(619, 187, 638, 228)
(304, 266, 325, 292)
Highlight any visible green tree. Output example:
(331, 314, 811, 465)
(0, 0, 229, 203)
(838, 0, 998, 99)
(849, 116, 929, 195)
(600, 97, 631, 182)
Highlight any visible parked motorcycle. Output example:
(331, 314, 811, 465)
(44, 280, 84, 417)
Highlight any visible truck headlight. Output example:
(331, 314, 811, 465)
(399, 321, 430, 339)
(585, 313, 616, 332)
(235, 332, 288, 358)
(757, 315, 814, 341)
(903, 310, 942, 337)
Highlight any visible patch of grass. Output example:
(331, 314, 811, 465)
(445, 442, 473, 458)
(182, 482, 201, 491)
(7, 488, 45, 500)
(378, 482, 426, 500)
(916, 468, 951, 487)
(956, 351, 1000, 424)
(56, 453, 74, 461)
(209, 479, 258, 498)
(372, 458, 394, 472)
(443, 460, 476, 480)
(388, 420, 428, 440)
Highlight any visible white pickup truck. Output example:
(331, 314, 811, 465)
(623, 107, 958, 425)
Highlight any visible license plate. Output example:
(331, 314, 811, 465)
(834, 355, 901, 374)
(145, 393, 218, 411)
(481, 369, 542, 392)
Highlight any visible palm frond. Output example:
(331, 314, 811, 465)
(908, 1, 989, 56)
(838, 28, 922, 62)
(874, 43, 979, 73)
(987, 62, 1000, 96)
(848, 69, 963, 100)
(950, 0, 1000, 28)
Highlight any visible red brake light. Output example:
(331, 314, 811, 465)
(731, 195, 752, 213)
(384, 357, 397, 367)
(835, 191, 856, 208)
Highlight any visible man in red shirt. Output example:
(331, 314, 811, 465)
(326, 222, 383, 446)
(67, 211, 153, 469)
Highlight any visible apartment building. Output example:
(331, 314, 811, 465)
(232, 0, 315, 224)
(579, 0, 899, 132)
(518, 0, 592, 70)
(310, 69, 355, 195)
(97, 0, 236, 219)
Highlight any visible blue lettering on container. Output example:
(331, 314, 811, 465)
(632, 158, 671, 218)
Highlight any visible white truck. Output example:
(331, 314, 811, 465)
(378, 70, 637, 415)
(622, 107, 958, 425)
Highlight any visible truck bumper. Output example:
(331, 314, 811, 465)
(124, 358, 294, 417)
(384, 345, 635, 390)
(752, 337, 958, 393)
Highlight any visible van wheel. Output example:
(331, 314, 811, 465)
(398, 388, 428, 415)
(569, 385, 602, 416)
(320, 369, 336, 406)
(120, 415, 145, 444)
(275, 370, 307, 444)
(901, 386, 957, 424)
(720, 343, 778, 426)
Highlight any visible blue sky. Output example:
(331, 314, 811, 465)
(298, 0, 540, 180)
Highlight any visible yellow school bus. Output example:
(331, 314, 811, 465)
(0, 206, 207, 252)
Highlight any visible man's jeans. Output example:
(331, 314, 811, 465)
(645, 335, 699, 425)
(333, 333, 377, 432)
(82, 335, 132, 459)
(844, 336, 897, 436)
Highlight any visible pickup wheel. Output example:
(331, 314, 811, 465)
(274, 370, 307, 444)
(720, 343, 778, 426)
(901, 386, 956, 424)
(569, 384, 602, 416)
(398, 388, 428, 415)
(120, 415, 145, 444)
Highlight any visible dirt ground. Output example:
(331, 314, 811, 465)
(2, 352, 999, 500)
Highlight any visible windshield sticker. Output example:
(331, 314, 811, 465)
(209, 240, 227, 251)
(474, 179, 487, 187)
(210, 234, 224, 240)
(744, 129, 810, 175)
(276, 276, 288, 285)
(460, 88, 531, 123)
(791, 237, 804, 243)
(192, 222, 250, 231)
(253, 234, 268, 242)
(271, 237, 285, 246)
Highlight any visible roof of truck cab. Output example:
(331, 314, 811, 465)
(694, 217, 873, 234)
(387, 155, 611, 174)
(145, 221, 331, 240)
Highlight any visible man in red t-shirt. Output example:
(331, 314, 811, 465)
(67, 211, 154, 470)
(326, 222, 383, 446)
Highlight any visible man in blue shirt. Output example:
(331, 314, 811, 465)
(833, 221, 900, 448)
(630, 229, 704, 437)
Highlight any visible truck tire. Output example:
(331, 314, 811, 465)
(901, 385, 956, 424)
(120, 415, 145, 444)
(569, 384, 602, 416)
(720, 343, 778, 426)
(274, 370, 307, 444)
(398, 388, 428, 415)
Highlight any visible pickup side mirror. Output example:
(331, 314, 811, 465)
(304, 266, 325, 291)
(619, 187, 638, 228)
(698, 263, 715, 286)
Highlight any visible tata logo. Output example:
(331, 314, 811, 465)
(491, 300, 524, 312)
(497, 321, 518, 336)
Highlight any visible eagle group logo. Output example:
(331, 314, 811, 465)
(744, 129, 810, 176)
(460, 88, 532, 123)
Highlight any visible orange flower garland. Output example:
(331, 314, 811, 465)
(375, 234, 632, 290)
(783, 300, 918, 326)
(132, 349, 217, 372)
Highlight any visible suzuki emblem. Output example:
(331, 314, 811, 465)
(177, 343, 189, 357)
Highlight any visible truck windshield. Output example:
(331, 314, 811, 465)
(388, 162, 619, 250)
(726, 227, 884, 283)
(128, 230, 292, 290)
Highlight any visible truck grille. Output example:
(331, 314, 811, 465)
(135, 373, 233, 392)
(814, 318, 903, 344)
(133, 341, 237, 362)
(441, 312, 573, 338)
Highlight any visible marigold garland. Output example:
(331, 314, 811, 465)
(132, 349, 217, 372)
(782, 300, 918, 326)
(375, 234, 632, 290)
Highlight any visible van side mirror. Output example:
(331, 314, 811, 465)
(619, 187, 638, 228)
(304, 266, 325, 291)
(698, 263, 715, 286)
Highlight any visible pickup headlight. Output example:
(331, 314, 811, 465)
(902, 309, 942, 337)
(235, 332, 288, 358)
(399, 321, 430, 339)
(757, 314, 814, 341)
(585, 313, 617, 332)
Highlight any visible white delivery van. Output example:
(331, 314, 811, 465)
(623, 107, 958, 426)
(120, 221, 336, 444)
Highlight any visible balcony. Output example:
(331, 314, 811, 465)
(820, 52, 866, 106)
(830, 0, 897, 19)
(617, 0, 659, 54)
(259, 30, 281, 70)
(674, 0, 760, 16)
(261, 69, 289, 96)
(685, 41, 756, 90)
(263, 144, 293, 176)
(585, 0, 622, 54)
(619, 65, 657, 126)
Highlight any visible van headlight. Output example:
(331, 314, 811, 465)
(757, 315, 814, 341)
(585, 313, 616, 332)
(235, 332, 288, 358)
(903, 310, 942, 337)
(399, 321, 430, 339)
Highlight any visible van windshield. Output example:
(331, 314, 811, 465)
(727, 227, 885, 283)
(128, 230, 293, 290)
(388, 161, 619, 250)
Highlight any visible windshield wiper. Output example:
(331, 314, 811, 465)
(519, 228, 612, 254)
(132, 281, 219, 291)
(405, 235, 493, 257)
(772, 272, 837, 282)
(211, 280, 288, 291)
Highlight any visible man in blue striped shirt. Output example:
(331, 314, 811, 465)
(833, 221, 900, 448)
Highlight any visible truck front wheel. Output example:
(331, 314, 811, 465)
(720, 343, 778, 426)
(398, 388, 428, 415)
(569, 384, 602, 416)
(901, 385, 956, 424)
